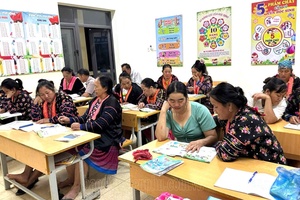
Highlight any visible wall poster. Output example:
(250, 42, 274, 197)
(197, 7, 232, 66)
(0, 10, 64, 76)
(155, 15, 183, 67)
(251, 0, 297, 65)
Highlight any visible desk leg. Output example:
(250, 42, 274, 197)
(79, 159, 87, 198)
(133, 188, 141, 200)
(47, 156, 59, 200)
(0, 153, 10, 189)
(137, 119, 142, 147)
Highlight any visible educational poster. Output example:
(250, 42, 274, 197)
(251, 0, 297, 65)
(197, 7, 232, 66)
(0, 10, 64, 76)
(155, 15, 183, 67)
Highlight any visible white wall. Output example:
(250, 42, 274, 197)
(2, 0, 299, 95)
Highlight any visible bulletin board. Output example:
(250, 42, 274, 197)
(0, 10, 64, 76)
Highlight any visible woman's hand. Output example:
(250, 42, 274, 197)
(0, 108, 5, 113)
(71, 122, 80, 130)
(252, 93, 269, 101)
(34, 96, 43, 105)
(289, 116, 300, 124)
(161, 101, 170, 113)
(138, 102, 145, 109)
(58, 116, 70, 124)
(36, 118, 50, 124)
(186, 140, 204, 152)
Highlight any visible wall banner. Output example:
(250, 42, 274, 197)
(0, 10, 64, 76)
(251, 0, 297, 65)
(197, 7, 232, 66)
(155, 15, 183, 67)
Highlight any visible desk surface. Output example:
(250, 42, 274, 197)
(119, 140, 292, 200)
(73, 96, 93, 104)
(268, 120, 300, 160)
(0, 129, 100, 174)
(188, 94, 206, 101)
(122, 109, 160, 118)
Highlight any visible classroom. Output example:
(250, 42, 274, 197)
(0, 0, 299, 200)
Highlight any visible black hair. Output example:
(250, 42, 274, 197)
(210, 82, 247, 108)
(263, 77, 287, 94)
(61, 66, 75, 76)
(1, 78, 23, 90)
(77, 68, 90, 76)
(162, 64, 172, 72)
(36, 79, 55, 95)
(121, 63, 131, 69)
(141, 78, 161, 89)
(166, 81, 188, 99)
(192, 60, 208, 74)
(98, 76, 113, 95)
(119, 71, 132, 82)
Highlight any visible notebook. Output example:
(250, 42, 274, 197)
(153, 141, 217, 163)
(214, 168, 276, 200)
(283, 123, 300, 131)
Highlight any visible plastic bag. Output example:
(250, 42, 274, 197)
(155, 192, 190, 200)
(270, 166, 300, 200)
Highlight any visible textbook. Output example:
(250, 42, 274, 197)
(0, 112, 22, 120)
(35, 124, 67, 138)
(139, 107, 156, 113)
(214, 168, 277, 200)
(153, 141, 217, 163)
(283, 123, 300, 131)
(6, 120, 35, 132)
(55, 132, 86, 142)
(121, 103, 138, 111)
(140, 155, 183, 176)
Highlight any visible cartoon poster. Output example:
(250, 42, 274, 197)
(0, 10, 64, 76)
(251, 0, 297, 65)
(155, 15, 183, 67)
(197, 7, 232, 66)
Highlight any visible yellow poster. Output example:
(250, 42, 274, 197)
(197, 7, 232, 66)
(251, 0, 297, 65)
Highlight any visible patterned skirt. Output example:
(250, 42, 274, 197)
(79, 144, 119, 175)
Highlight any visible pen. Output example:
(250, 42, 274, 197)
(41, 125, 55, 129)
(248, 171, 258, 183)
(19, 123, 34, 129)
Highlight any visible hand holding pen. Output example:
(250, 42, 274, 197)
(290, 112, 300, 125)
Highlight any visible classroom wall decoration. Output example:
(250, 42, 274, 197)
(155, 15, 183, 67)
(251, 0, 297, 65)
(197, 7, 232, 67)
(0, 10, 64, 76)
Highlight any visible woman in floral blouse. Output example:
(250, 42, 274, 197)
(157, 64, 179, 92)
(0, 78, 33, 121)
(210, 82, 286, 164)
(186, 60, 213, 114)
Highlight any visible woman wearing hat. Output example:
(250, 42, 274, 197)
(274, 59, 300, 98)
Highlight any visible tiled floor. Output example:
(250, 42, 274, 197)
(0, 159, 155, 200)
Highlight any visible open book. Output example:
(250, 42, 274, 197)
(35, 124, 67, 138)
(283, 123, 300, 131)
(121, 103, 138, 111)
(153, 141, 217, 163)
(214, 168, 276, 200)
(140, 155, 183, 176)
(0, 112, 22, 120)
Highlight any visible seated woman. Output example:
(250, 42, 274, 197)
(282, 88, 300, 124)
(0, 78, 33, 121)
(210, 82, 286, 164)
(59, 66, 85, 96)
(157, 64, 179, 91)
(155, 81, 218, 151)
(7, 79, 78, 196)
(58, 76, 123, 200)
(114, 71, 143, 105)
(186, 60, 213, 114)
(138, 78, 166, 110)
(246, 77, 287, 124)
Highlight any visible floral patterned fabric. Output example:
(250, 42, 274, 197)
(31, 92, 78, 123)
(282, 88, 300, 121)
(215, 105, 286, 164)
(138, 89, 166, 110)
(0, 90, 33, 120)
(186, 73, 213, 114)
(157, 74, 179, 91)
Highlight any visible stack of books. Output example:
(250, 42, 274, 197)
(140, 155, 183, 176)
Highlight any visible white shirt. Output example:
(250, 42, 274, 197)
(130, 69, 142, 85)
(85, 76, 96, 97)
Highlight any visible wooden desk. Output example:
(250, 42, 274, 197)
(122, 110, 160, 147)
(0, 129, 100, 200)
(268, 120, 300, 161)
(188, 94, 206, 101)
(119, 140, 293, 200)
(73, 96, 93, 104)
